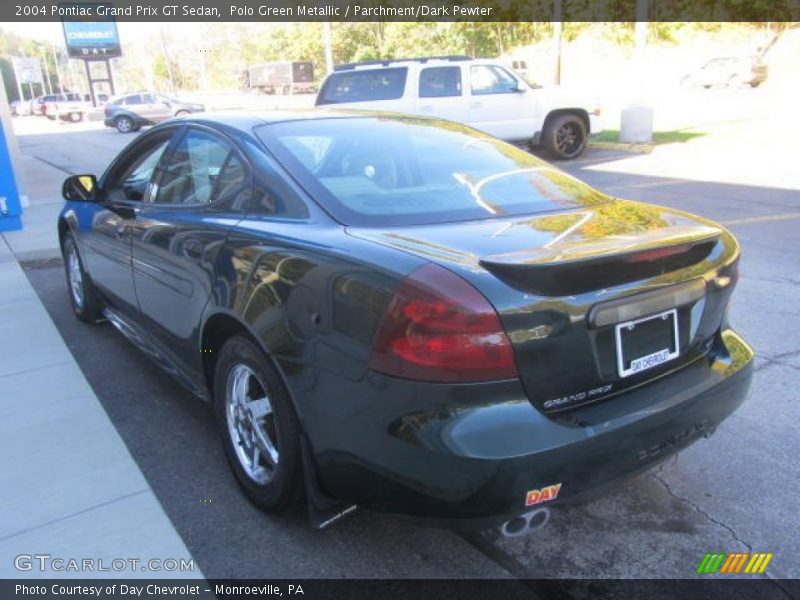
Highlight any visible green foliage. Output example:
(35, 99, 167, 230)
(2, 20, 798, 96)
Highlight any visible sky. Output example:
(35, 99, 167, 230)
(3, 21, 206, 47)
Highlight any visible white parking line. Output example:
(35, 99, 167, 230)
(721, 213, 800, 226)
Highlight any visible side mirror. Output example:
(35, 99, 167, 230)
(62, 174, 98, 202)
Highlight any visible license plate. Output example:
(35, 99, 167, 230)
(615, 309, 679, 378)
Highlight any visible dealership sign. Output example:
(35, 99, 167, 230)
(61, 5, 122, 59)
(10, 57, 43, 84)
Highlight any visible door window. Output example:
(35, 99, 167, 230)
(105, 138, 171, 203)
(419, 67, 462, 98)
(154, 130, 245, 206)
(470, 65, 520, 95)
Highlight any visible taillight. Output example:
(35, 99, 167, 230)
(369, 264, 517, 383)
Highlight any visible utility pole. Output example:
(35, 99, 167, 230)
(323, 22, 334, 74)
(52, 45, 64, 93)
(553, 0, 562, 85)
(160, 28, 177, 93)
(40, 51, 52, 94)
(11, 59, 25, 102)
(619, 0, 653, 143)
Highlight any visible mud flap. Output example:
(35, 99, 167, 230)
(300, 434, 357, 529)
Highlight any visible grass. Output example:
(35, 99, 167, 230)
(591, 129, 707, 145)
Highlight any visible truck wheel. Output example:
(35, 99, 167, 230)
(115, 115, 134, 133)
(69, 112, 83, 123)
(542, 114, 587, 160)
(175, 110, 190, 117)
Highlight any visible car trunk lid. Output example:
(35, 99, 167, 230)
(348, 200, 740, 412)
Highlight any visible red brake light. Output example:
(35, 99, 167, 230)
(369, 264, 517, 383)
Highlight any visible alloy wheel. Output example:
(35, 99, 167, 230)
(556, 122, 583, 157)
(225, 364, 280, 484)
(116, 117, 132, 132)
(67, 244, 84, 309)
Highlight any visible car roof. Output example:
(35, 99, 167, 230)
(332, 56, 503, 73)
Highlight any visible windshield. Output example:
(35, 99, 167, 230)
(257, 117, 609, 226)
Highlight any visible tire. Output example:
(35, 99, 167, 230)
(62, 233, 103, 323)
(214, 335, 303, 513)
(69, 112, 83, 123)
(542, 114, 588, 160)
(175, 110, 189, 117)
(115, 115, 135, 133)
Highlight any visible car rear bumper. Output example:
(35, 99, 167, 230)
(308, 328, 753, 526)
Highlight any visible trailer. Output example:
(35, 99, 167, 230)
(246, 61, 316, 95)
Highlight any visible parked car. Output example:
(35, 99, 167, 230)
(315, 56, 602, 159)
(681, 56, 768, 88)
(246, 61, 316, 94)
(58, 112, 753, 532)
(103, 92, 205, 133)
(44, 92, 88, 122)
(31, 95, 47, 115)
(10, 99, 31, 116)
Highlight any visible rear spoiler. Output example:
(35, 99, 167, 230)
(479, 224, 722, 297)
(479, 224, 721, 270)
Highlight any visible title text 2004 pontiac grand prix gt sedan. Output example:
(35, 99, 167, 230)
(58, 111, 753, 534)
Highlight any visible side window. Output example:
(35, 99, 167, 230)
(125, 95, 143, 105)
(141, 94, 156, 104)
(154, 130, 243, 206)
(470, 65, 520, 95)
(105, 139, 171, 203)
(419, 67, 462, 98)
(318, 68, 408, 104)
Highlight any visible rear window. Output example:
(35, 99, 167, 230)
(317, 68, 408, 105)
(257, 118, 608, 226)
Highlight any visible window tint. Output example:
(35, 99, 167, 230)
(259, 118, 608, 227)
(419, 67, 462, 98)
(141, 94, 156, 104)
(155, 130, 243, 206)
(470, 65, 520, 95)
(106, 139, 171, 203)
(125, 95, 143, 105)
(318, 68, 407, 104)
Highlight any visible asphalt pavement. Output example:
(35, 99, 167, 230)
(9, 116, 800, 583)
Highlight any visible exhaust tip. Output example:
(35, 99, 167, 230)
(499, 507, 551, 538)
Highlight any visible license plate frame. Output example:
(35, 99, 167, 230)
(615, 308, 680, 378)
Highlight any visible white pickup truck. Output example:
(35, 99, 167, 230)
(315, 56, 601, 159)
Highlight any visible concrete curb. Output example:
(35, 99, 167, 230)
(0, 196, 200, 578)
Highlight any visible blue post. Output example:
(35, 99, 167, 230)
(0, 120, 23, 231)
